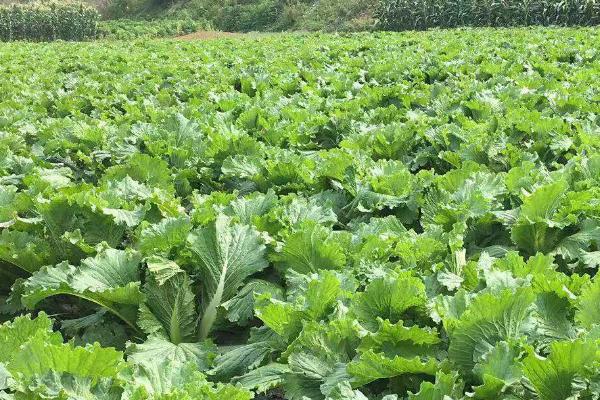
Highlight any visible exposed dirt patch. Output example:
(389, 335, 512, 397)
(176, 30, 242, 40)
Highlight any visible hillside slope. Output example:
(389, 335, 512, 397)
(105, 0, 378, 31)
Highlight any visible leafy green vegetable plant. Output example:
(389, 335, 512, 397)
(0, 27, 600, 399)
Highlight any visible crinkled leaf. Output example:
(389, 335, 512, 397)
(448, 288, 534, 372)
(221, 279, 284, 325)
(348, 350, 438, 386)
(408, 371, 464, 400)
(232, 363, 291, 393)
(139, 260, 197, 344)
(138, 217, 191, 256)
(187, 215, 268, 339)
(352, 271, 427, 331)
(274, 222, 347, 275)
(22, 249, 143, 329)
(127, 336, 216, 372)
(523, 340, 600, 400)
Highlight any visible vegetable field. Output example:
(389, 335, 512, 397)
(1, 28, 600, 399)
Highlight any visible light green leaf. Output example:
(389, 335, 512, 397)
(22, 249, 143, 330)
(325, 381, 368, 400)
(221, 279, 284, 326)
(0, 313, 60, 364)
(255, 295, 301, 339)
(349, 319, 439, 387)
(226, 190, 278, 225)
(351, 271, 427, 331)
(519, 181, 568, 224)
(103, 206, 147, 228)
(139, 261, 197, 344)
(523, 340, 600, 400)
(9, 339, 124, 383)
(127, 361, 252, 400)
(448, 288, 534, 372)
(23, 372, 123, 400)
(145, 256, 184, 285)
(472, 341, 523, 398)
(0, 230, 54, 274)
(187, 215, 268, 339)
(408, 371, 464, 400)
(358, 319, 440, 356)
(533, 293, 576, 345)
(274, 222, 347, 275)
(576, 276, 600, 329)
(348, 349, 438, 386)
(232, 363, 291, 393)
(127, 336, 216, 372)
(280, 196, 338, 228)
(138, 217, 191, 256)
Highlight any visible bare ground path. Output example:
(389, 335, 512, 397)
(176, 30, 242, 40)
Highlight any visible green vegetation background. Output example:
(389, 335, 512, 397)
(100, 0, 380, 32)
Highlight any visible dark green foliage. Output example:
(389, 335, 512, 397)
(0, 1, 99, 41)
(122, 0, 378, 32)
(97, 18, 200, 39)
(216, 0, 287, 32)
(377, 0, 600, 30)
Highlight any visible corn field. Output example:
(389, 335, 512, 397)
(0, 2, 99, 41)
(377, 0, 600, 30)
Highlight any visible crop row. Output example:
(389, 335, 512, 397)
(0, 29, 600, 399)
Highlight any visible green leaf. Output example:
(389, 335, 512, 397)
(138, 217, 191, 256)
(347, 349, 438, 387)
(139, 259, 198, 344)
(357, 319, 440, 357)
(145, 256, 184, 285)
(22, 249, 143, 330)
(408, 371, 464, 400)
(0, 230, 55, 274)
(255, 295, 300, 339)
(551, 221, 600, 262)
(211, 327, 283, 381)
(533, 293, 576, 345)
(523, 340, 600, 400)
(210, 338, 277, 381)
(187, 215, 268, 339)
(226, 190, 278, 225)
(37, 198, 125, 259)
(471, 341, 523, 398)
(349, 319, 440, 386)
(280, 196, 338, 228)
(102, 153, 173, 192)
(0, 313, 60, 364)
(127, 361, 252, 400)
(23, 373, 123, 400)
(325, 381, 368, 400)
(575, 276, 600, 329)
(127, 336, 216, 372)
(103, 206, 147, 228)
(255, 270, 351, 341)
(351, 271, 427, 331)
(221, 279, 284, 325)
(274, 222, 347, 275)
(448, 288, 534, 372)
(282, 319, 359, 399)
(510, 181, 571, 254)
(9, 339, 125, 384)
(232, 363, 291, 393)
(519, 181, 568, 224)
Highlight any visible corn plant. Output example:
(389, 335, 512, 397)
(0, 1, 98, 42)
(377, 0, 600, 29)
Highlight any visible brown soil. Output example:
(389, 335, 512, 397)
(176, 30, 242, 40)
